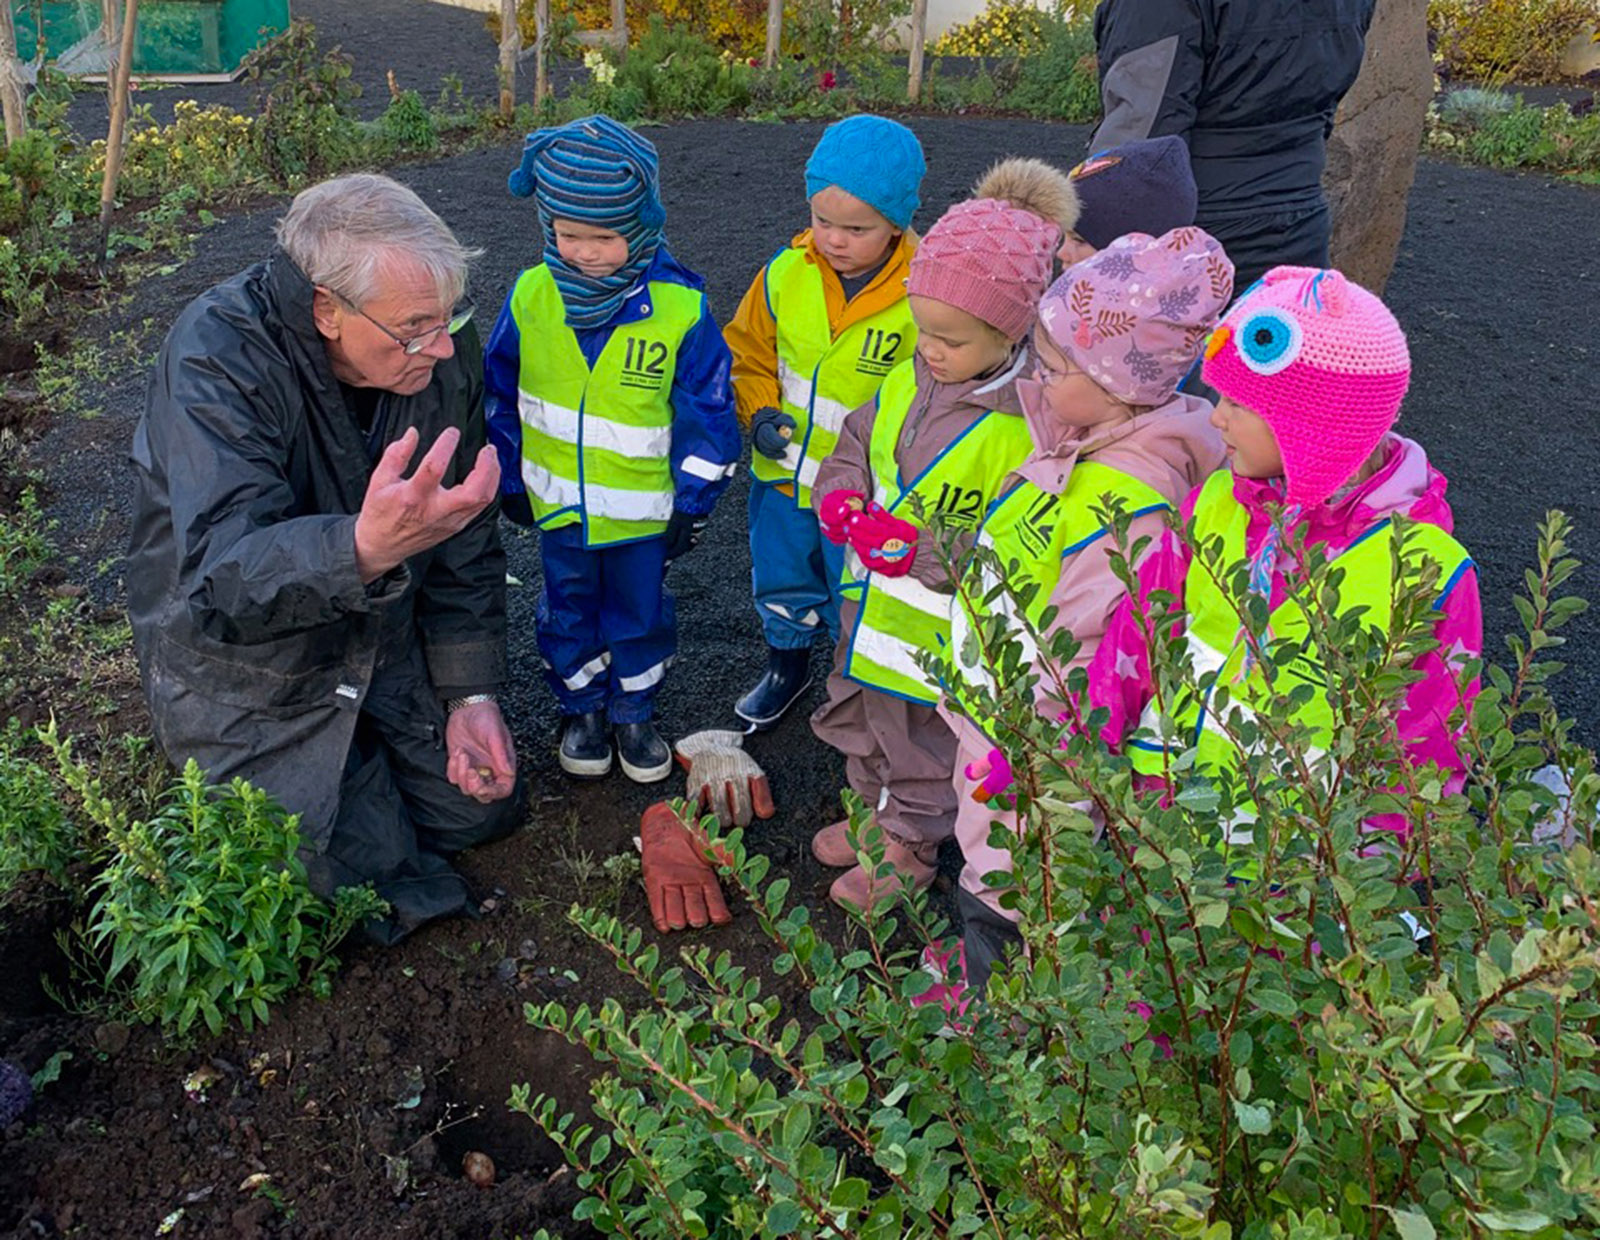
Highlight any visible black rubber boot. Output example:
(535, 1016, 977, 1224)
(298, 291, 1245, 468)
(558, 711, 612, 778)
(614, 720, 672, 783)
(734, 645, 814, 731)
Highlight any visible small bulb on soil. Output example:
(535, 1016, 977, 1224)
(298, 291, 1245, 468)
(462, 1150, 496, 1187)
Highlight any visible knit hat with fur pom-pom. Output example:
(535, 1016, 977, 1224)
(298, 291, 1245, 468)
(907, 159, 1073, 341)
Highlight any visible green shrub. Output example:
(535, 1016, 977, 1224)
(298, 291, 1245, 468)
(0, 486, 50, 597)
(0, 722, 76, 900)
(1004, 10, 1101, 122)
(45, 725, 387, 1037)
(242, 19, 364, 185)
(574, 18, 752, 120)
(378, 88, 440, 152)
(1428, 95, 1600, 174)
(931, 0, 1058, 57)
(515, 510, 1600, 1238)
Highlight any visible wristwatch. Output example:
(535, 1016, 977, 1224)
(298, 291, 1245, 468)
(445, 693, 498, 714)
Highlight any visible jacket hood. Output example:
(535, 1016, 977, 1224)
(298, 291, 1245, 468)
(1017, 389, 1223, 498)
(1230, 433, 1455, 540)
(912, 346, 1030, 421)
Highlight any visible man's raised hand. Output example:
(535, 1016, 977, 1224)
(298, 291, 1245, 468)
(354, 426, 501, 582)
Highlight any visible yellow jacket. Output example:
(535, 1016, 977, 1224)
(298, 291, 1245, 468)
(724, 229, 918, 430)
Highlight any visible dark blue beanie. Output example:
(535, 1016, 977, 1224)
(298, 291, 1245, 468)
(804, 114, 925, 230)
(1070, 134, 1198, 250)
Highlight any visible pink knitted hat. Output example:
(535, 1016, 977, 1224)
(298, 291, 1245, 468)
(1202, 266, 1411, 508)
(906, 197, 1060, 341)
(1039, 226, 1234, 407)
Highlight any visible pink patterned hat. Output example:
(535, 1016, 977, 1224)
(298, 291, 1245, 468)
(1039, 227, 1235, 407)
(1202, 266, 1411, 508)
(907, 197, 1061, 342)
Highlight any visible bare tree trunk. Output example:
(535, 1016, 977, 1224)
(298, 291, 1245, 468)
(534, 0, 550, 102)
(906, 0, 928, 103)
(610, 0, 626, 51)
(764, 0, 782, 69)
(499, 0, 519, 120)
(0, 1, 28, 144)
(97, 0, 139, 265)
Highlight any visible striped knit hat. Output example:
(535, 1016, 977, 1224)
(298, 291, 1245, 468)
(508, 114, 666, 329)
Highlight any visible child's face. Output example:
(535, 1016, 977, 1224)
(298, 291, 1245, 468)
(1029, 325, 1132, 430)
(909, 295, 1013, 385)
(809, 187, 900, 278)
(1211, 396, 1285, 479)
(1056, 230, 1096, 266)
(553, 219, 630, 278)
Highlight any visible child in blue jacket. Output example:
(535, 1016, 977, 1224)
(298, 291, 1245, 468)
(484, 116, 740, 783)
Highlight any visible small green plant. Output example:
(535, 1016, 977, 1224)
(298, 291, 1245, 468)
(43, 724, 388, 1037)
(0, 485, 50, 597)
(514, 510, 1600, 1238)
(0, 721, 77, 899)
(378, 88, 440, 152)
(1428, 95, 1600, 174)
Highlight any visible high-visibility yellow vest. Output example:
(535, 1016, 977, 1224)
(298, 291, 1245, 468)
(753, 246, 915, 508)
(512, 264, 701, 548)
(947, 462, 1169, 721)
(1129, 471, 1472, 871)
(842, 360, 1034, 705)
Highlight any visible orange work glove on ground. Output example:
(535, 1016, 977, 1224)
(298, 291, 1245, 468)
(639, 802, 733, 934)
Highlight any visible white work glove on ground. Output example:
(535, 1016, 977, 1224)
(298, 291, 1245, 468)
(674, 729, 776, 829)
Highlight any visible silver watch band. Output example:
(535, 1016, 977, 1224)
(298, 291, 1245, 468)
(445, 693, 497, 714)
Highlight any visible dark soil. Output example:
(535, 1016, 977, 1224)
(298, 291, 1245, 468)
(6, 2, 1600, 1236)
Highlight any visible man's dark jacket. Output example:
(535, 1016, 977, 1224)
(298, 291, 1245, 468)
(1092, 0, 1375, 219)
(127, 252, 507, 848)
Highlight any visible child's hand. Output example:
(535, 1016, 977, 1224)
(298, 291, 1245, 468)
(964, 748, 1013, 803)
(819, 489, 868, 545)
(849, 505, 918, 576)
(750, 406, 797, 460)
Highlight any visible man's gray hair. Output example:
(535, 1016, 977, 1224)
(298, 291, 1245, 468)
(275, 173, 480, 307)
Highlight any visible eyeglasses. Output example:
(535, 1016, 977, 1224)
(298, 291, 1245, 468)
(332, 290, 476, 355)
(1032, 352, 1072, 387)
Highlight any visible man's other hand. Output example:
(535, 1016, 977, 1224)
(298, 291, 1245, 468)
(354, 426, 500, 581)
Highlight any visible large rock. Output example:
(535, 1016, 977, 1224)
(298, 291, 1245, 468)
(1323, 0, 1432, 294)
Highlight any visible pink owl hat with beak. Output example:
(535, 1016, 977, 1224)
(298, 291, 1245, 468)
(1202, 266, 1412, 509)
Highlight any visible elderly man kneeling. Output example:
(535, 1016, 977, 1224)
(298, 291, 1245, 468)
(128, 173, 523, 943)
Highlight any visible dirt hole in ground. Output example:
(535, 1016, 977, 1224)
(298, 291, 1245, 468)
(434, 1024, 595, 1182)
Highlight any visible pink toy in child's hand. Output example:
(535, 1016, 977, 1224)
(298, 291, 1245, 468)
(964, 748, 1013, 803)
(848, 506, 919, 576)
(819, 489, 868, 546)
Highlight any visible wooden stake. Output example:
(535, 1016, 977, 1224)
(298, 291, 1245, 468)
(97, 0, 139, 265)
(907, 0, 928, 103)
(764, 0, 782, 69)
(610, 0, 626, 51)
(0, 0, 27, 145)
(499, 0, 519, 120)
(534, 0, 550, 103)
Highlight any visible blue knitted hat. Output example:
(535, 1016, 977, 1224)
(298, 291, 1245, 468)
(508, 114, 666, 329)
(804, 114, 925, 230)
(1070, 134, 1198, 250)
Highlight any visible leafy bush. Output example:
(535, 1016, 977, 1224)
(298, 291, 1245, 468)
(109, 100, 263, 202)
(931, 0, 1060, 57)
(576, 18, 753, 120)
(45, 726, 387, 1037)
(0, 486, 50, 597)
(0, 722, 77, 900)
(378, 88, 441, 152)
(516, 0, 768, 56)
(1429, 0, 1600, 85)
(1003, 9, 1101, 122)
(242, 19, 364, 185)
(514, 510, 1600, 1238)
(1428, 94, 1600, 174)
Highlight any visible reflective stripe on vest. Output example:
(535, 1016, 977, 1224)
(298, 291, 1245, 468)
(512, 265, 701, 547)
(948, 462, 1169, 719)
(753, 246, 915, 508)
(842, 360, 1035, 705)
(1128, 471, 1472, 868)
